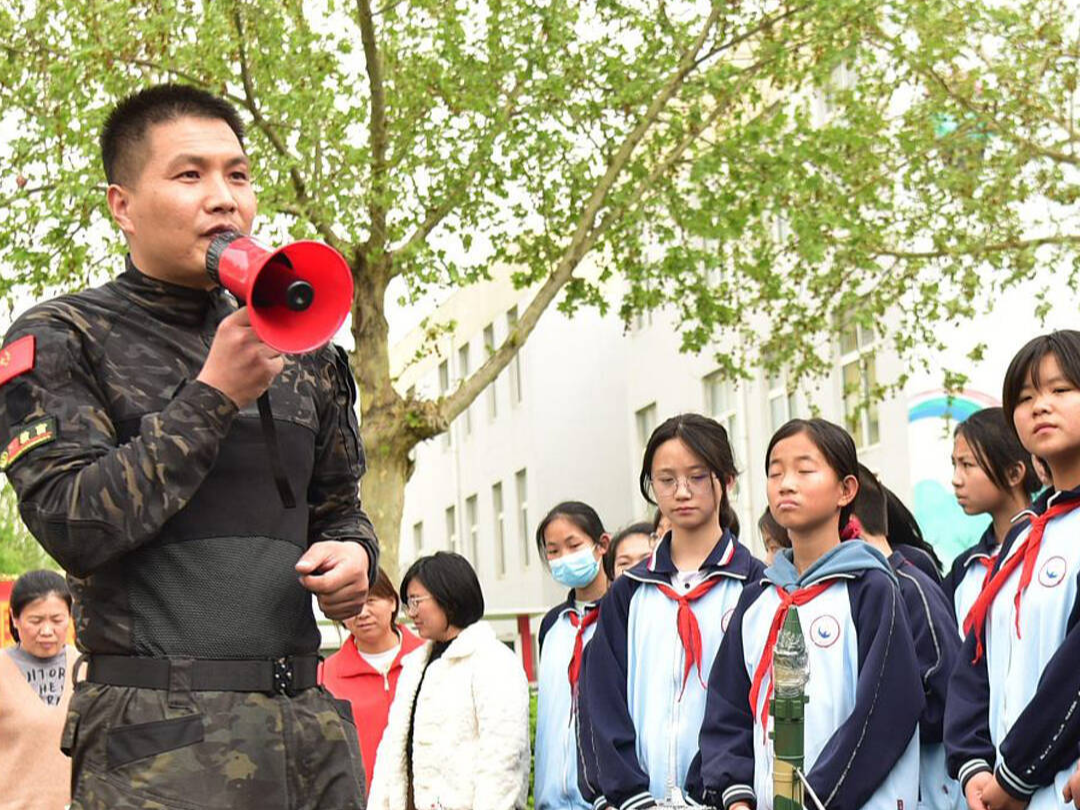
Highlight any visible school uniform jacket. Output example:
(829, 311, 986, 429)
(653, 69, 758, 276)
(941, 520, 1029, 639)
(580, 531, 764, 810)
(894, 543, 944, 585)
(686, 542, 924, 810)
(889, 552, 963, 810)
(945, 487, 1080, 806)
(536, 592, 601, 810)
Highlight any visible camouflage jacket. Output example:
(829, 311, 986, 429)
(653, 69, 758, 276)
(0, 259, 378, 659)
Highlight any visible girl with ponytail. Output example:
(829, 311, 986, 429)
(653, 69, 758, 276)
(578, 413, 763, 808)
(688, 419, 923, 809)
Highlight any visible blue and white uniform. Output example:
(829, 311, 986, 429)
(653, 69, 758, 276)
(536, 592, 601, 810)
(945, 488, 1080, 807)
(889, 552, 962, 810)
(687, 542, 924, 810)
(942, 519, 1030, 638)
(579, 531, 763, 810)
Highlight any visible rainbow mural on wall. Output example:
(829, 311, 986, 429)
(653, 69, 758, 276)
(907, 388, 1000, 566)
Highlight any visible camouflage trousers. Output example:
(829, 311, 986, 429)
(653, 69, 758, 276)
(62, 682, 365, 809)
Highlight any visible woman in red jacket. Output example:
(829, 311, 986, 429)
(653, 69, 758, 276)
(322, 567, 423, 792)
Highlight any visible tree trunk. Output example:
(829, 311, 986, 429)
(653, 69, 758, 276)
(357, 437, 409, 580)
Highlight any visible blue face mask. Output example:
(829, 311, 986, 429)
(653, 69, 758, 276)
(550, 545, 601, 589)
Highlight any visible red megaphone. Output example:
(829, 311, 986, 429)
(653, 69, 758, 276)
(205, 231, 354, 354)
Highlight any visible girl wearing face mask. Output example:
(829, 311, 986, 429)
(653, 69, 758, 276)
(534, 501, 611, 810)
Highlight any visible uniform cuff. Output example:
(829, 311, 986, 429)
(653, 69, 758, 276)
(722, 785, 757, 809)
(174, 380, 239, 433)
(995, 762, 1039, 800)
(618, 793, 656, 810)
(958, 759, 992, 791)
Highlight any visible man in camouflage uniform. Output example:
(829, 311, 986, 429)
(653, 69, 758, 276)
(0, 85, 376, 808)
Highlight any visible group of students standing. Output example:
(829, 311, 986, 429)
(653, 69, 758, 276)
(533, 329, 1080, 810)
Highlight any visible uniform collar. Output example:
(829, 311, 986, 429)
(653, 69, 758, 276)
(114, 255, 228, 327)
(627, 529, 750, 585)
(554, 589, 600, 620)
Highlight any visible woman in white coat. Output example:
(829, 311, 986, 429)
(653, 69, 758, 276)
(368, 551, 530, 810)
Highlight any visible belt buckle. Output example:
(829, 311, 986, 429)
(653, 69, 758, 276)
(272, 656, 297, 696)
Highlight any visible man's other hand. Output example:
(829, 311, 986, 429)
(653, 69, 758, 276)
(296, 540, 370, 620)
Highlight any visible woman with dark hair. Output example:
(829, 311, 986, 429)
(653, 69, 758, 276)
(534, 501, 610, 810)
(0, 569, 77, 809)
(757, 507, 790, 566)
(580, 413, 763, 808)
(368, 552, 529, 810)
(321, 567, 424, 793)
(946, 407, 1041, 631)
(688, 418, 922, 809)
(605, 521, 656, 580)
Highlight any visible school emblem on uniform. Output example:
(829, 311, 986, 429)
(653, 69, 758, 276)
(0, 416, 56, 471)
(809, 615, 840, 648)
(1038, 556, 1068, 588)
(721, 608, 734, 633)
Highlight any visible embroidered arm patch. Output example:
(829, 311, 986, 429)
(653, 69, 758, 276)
(1, 416, 56, 471)
(0, 335, 35, 387)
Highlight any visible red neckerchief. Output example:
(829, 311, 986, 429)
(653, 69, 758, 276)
(963, 499, 1080, 662)
(654, 577, 723, 699)
(977, 555, 995, 590)
(567, 606, 600, 693)
(749, 579, 836, 738)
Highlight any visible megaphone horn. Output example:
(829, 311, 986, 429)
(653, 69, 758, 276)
(206, 231, 354, 354)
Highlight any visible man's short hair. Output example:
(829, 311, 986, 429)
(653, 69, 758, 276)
(100, 84, 246, 186)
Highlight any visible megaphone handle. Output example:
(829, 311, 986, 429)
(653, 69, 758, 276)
(256, 391, 297, 510)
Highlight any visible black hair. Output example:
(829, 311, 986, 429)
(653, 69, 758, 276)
(652, 508, 665, 533)
(955, 407, 1041, 496)
(766, 418, 859, 530)
(101, 84, 246, 185)
(852, 464, 944, 573)
(399, 552, 484, 629)
(535, 501, 607, 569)
(604, 521, 655, 580)
(640, 413, 740, 536)
(851, 464, 889, 537)
(1002, 330, 1080, 440)
(8, 569, 71, 644)
(757, 507, 791, 549)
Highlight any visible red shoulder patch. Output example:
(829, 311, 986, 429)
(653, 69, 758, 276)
(0, 335, 35, 387)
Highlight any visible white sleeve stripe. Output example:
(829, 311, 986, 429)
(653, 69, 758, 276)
(958, 759, 992, 786)
(620, 793, 656, 810)
(997, 762, 1038, 795)
(722, 784, 756, 805)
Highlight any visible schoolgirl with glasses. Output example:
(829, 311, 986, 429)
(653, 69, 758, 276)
(578, 413, 763, 810)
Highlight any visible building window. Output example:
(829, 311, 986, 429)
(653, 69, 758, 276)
(767, 370, 799, 433)
(515, 468, 529, 568)
(457, 343, 472, 436)
(445, 505, 458, 553)
(704, 371, 741, 462)
(492, 482, 507, 577)
(507, 307, 523, 405)
(839, 322, 880, 449)
(635, 403, 658, 459)
(412, 521, 424, 556)
(439, 359, 452, 448)
(466, 494, 479, 566)
(483, 324, 497, 421)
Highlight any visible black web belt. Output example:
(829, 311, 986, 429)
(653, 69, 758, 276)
(85, 654, 319, 696)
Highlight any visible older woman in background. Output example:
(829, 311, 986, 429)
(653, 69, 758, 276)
(0, 569, 78, 810)
(321, 567, 423, 794)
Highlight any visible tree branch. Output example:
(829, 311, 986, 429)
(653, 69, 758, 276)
(436, 1, 727, 426)
(230, 11, 351, 255)
(871, 233, 1080, 260)
(357, 0, 389, 260)
(391, 80, 527, 268)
